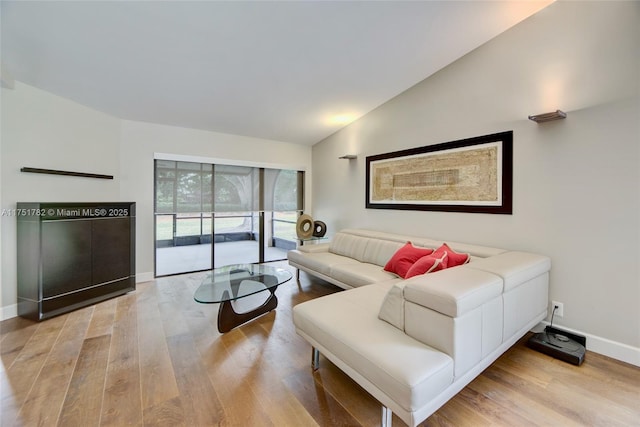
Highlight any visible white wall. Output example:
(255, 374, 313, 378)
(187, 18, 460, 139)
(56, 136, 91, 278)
(312, 2, 640, 362)
(1, 81, 122, 318)
(119, 120, 312, 280)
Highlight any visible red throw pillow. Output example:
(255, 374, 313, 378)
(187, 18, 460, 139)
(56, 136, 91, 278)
(384, 242, 434, 278)
(405, 253, 448, 278)
(432, 243, 470, 267)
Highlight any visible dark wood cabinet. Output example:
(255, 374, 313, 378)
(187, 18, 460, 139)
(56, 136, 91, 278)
(17, 202, 136, 320)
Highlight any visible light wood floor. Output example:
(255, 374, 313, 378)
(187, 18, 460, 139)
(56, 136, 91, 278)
(2, 261, 639, 426)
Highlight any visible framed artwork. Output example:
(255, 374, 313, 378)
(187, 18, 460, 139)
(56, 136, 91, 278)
(366, 131, 513, 214)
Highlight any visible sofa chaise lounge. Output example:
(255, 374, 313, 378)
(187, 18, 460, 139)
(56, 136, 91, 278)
(289, 229, 551, 426)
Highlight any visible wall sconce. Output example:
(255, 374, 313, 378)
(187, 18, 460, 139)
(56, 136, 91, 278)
(528, 110, 567, 123)
(338, 154, 357, 160)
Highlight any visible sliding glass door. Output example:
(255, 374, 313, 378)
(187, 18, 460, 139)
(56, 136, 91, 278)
(155, 161, 214, 276)
(213, 165, 259, 266)
(154, 160, 303, 277)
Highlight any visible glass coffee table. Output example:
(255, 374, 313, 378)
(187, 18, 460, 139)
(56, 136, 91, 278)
(194, 264, 292, 333)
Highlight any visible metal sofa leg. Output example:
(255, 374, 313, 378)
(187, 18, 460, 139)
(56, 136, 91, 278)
(311, 347, 320, 371)
(382, 406, 392, 427)
(296, 268, 300, 280)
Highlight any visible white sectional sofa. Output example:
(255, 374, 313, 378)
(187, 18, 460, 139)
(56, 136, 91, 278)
(289, 229, 551, 426)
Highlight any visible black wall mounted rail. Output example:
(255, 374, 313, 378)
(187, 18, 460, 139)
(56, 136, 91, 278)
(20, 167, 113, 180)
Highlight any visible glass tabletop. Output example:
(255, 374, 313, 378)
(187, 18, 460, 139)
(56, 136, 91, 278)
(194, 264, 292, 304)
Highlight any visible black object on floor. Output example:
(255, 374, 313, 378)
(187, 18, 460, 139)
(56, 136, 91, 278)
(527, 326, 586, 366)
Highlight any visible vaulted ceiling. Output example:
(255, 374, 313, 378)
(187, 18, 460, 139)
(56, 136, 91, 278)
(1, 1, 552, 145)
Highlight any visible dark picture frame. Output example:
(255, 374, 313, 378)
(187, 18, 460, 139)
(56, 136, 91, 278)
(366, 131, 513, 214)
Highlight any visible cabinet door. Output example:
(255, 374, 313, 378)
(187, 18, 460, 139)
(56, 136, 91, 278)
(92, 217, 132, 284)
(42, 220, 92, 298)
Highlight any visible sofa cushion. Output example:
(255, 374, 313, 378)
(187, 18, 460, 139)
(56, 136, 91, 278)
(403, 266, 503, 317)
(329, 233, 370, 262)
(293, 284, 454, 412)
(288, 250, 359, 276)
(330, 263, 398, 288)
(360, 239, 406, 267)
(464, 251, 551, 292)
(296, 242, 331, 254)
(405, 253, 448, 279)
(384, 242, 435, 278)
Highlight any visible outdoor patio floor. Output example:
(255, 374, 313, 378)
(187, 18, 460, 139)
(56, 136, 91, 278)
(155, 240, 289, 276)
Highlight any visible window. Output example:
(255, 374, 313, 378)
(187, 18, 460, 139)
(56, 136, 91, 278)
(154, 160, 303, 276)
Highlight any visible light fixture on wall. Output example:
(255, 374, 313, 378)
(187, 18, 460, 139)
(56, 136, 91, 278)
(528, 110, 567, 123)
(338, 154, 357, 160)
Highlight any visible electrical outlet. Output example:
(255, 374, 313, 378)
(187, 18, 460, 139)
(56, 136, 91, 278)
(552, 301, 564, 317)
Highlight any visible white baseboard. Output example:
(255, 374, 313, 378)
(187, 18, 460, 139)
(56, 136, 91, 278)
(136, 272, 154, 283)
(1, 303, 17, 321)
(537, 322, 640, 367)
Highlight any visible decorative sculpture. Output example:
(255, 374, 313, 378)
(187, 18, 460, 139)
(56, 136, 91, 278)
(296, 214, 327, 239)
(312, 220, 327, 237)
(296, 214, 314, 239)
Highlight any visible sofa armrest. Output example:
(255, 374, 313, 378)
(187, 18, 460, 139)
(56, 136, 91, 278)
(402, 267, 504, 377)
(464, 251, 551, 292)
(403, 267, 503, 318)
(296, 242, 330, 253)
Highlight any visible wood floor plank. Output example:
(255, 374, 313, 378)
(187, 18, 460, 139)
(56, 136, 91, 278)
(206, 287, 314, 426)
(165, 332, 226, 426)
(466, 374, 581, 426)
(491, 344, 640, 425)
(58, 334, 111, 426)
(155, 276, 195, 339)
(422, 411, 457, 427)
(215, 317, 318, 427)
(136, 280, 180, 412)
(454, 385, 534, 426)
(0, 318, 37, 425)
(0, 261, 638, 427)
(141, 395, 186, 427)
(14, 307, 94, 426)
(308, 360, 381, 426)
(1, 315, 67, 427)
(559, 352, 640, 409)
(428, 396, 493, 426)
(491, 346, 554, 389)
(100, 293, 143, 426)
(183, 305, 275, 426)
(85, 296, 117, 339)
(544, 375, 640, 426)
(0, 317, 38, 369)
(283, 367, 361, 426)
